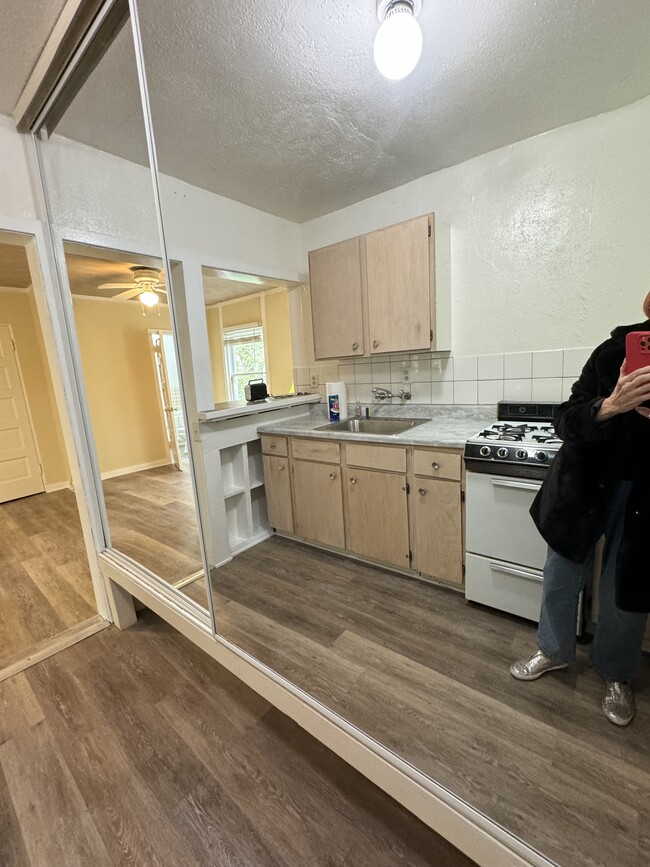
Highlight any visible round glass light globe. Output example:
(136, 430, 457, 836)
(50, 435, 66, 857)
(373, 10, 423, 81)
(139, 289, 159, 307)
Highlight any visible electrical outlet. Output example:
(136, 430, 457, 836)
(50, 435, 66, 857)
(402, 367, 410, 382)
(310, 373, 319, 387)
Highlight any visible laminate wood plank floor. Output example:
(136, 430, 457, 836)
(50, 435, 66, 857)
(0, 610, 475, 867)
(212, 536, 650, 867)
(0, 489, 96, 666)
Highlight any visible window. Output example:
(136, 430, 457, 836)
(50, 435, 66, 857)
(223, 323, 266, 401)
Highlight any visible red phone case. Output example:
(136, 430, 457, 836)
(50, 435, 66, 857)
(625, 331, 650, 373)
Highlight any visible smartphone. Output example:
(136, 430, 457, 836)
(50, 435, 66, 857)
(625, 331, 650, 373)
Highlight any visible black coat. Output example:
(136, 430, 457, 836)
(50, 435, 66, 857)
(530, 320, 650, 613)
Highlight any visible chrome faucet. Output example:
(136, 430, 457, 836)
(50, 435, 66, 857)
(372, 387, 411, 401)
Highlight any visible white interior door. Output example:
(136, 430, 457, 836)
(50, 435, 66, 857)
(150, 330, 182, 470)
(0, 324, 45, 502)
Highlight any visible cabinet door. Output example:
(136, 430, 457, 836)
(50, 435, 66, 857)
(414, 479, 463, 586)
(309, 238, 365, 360)
(263, 455, 293, 533)
(346, 469, 410, 569)
(292, 460, 345, 548)
(365, 215, 431, 354)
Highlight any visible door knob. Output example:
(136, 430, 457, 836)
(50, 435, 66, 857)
(418, 487, 426, 495)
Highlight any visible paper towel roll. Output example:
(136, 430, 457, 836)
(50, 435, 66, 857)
(326, 381, 347, 422)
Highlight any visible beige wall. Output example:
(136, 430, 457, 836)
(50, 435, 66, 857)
(72, 298, 172, 476)
(0, 288, 70, 488)
(206, 290, 294, 402)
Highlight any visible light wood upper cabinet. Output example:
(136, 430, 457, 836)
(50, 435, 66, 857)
(309, 237, 365, 360)
(292, 459, 345, 549)
(413, 478, 463, 586)
(345, 468, 410, 570)
(263, 454, 294, 534)
(365, 215, 432, 355)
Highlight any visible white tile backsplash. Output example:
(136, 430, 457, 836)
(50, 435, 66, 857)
(532, 350, 563, 379)
(478, 354, 504, 381)
(531, 378, 563, 401)
(334, 345, 593, 406)
(454, 355, 478, 381)
(504, 352, 532, 380)
(478, 379, 504, 404)
(454, 381, 478, 404)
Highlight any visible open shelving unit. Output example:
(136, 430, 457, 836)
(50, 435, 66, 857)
(218, 438, 270, 554)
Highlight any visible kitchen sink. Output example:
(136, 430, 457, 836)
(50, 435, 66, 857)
(316, 417, 430, 436)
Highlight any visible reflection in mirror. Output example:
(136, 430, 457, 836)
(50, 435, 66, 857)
(34, 15, 210, 609)
(136, 1, 650, 864)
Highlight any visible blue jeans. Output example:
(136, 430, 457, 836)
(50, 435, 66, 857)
(537, 481, 648, 682)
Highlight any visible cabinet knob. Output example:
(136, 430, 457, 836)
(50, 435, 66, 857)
(352, 341, 359, 351)
(372, 339, 380, 349)
(431, 461, 440, 470)
(350, 477, 357, 485)
(418, 487, 426, 496)
(329, 472, 336, 480)
(271, 442, 276, 449)
(279, 463, 285, 470)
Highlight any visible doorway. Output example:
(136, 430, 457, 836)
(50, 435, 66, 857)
(150, 328, 188, 469)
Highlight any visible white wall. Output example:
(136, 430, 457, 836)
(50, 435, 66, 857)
(301, 96, 650, 357)
(0, 115, 38, 223)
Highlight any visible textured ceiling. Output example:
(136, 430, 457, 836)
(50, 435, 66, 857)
(0, 0, 68, 117)
(6, 1, 650, 222)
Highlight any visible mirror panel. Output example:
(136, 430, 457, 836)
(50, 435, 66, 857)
(134, 3, 650, 865)
(35, 14, 211, 610)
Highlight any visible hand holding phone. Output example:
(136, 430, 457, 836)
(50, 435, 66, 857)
(625, 331, 650, 374)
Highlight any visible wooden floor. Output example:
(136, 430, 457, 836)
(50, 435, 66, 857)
(0, 489, 96, 667)
(212, 536, 650, 867)
(103, 465, 206, 597)
(0, 610, 474, 867)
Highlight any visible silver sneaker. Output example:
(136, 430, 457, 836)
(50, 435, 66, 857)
(510, 649, 568, 681)
(602, 681, 635, 726)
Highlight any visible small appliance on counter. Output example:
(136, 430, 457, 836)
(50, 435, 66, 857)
(326, 381, 347, 422)
(463, 401, 562, 622)
(244, 379, 268, 402)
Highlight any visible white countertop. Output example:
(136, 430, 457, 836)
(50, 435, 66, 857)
(198, 393, 321, 422)
(258, 405, 497, 449)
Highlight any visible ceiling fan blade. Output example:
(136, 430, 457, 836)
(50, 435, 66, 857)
(156, 286, 168, 295)
(98, 282, 137, 290)
(113, 287, 142, 301)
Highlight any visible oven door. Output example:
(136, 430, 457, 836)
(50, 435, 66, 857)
(465, 471, 546, 569)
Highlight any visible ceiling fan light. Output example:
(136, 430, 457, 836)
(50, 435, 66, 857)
(139, 289, 159, 308)
(374, 1, 423, 81)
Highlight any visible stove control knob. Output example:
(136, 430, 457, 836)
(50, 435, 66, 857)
(479, 445, 492, 457)
(535, 450, 548, 462)
(515, 449, 528, 460)
(497, 447, 509, 458)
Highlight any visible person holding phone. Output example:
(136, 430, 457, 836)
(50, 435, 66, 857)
(510, 291, 650, 726)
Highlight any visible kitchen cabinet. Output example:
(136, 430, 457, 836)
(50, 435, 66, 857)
(308, 213, 449, 359)
(345, 468, 410, 569)
(292, 458, 345, 549)
(309, 237, 365, 360)
(365, 215, 432, 355)
(263, 454, 294, 533)
(413, 479, 463, 586)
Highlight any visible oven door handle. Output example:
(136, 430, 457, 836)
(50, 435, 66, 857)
(489, 562, 544, 583)
(490, 478, 542, 493)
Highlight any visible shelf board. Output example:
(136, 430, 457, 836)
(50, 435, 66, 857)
(223, 485, 246, 499)
(250, 479, 265, 490)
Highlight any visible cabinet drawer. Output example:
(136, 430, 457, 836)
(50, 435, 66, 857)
(346, 443, 406, 473)
(413, 448, 461, 481)
(261, 435, 288, 457)
(291, 438, 340, 464)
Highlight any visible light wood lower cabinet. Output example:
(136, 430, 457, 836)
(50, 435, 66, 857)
(292, 460, 345, 549)
(413, 478, 463, 586)
(263, 455, 294, 533)
(346, 468, 410, 570)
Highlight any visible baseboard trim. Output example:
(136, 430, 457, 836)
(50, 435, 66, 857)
(0, 616, 108, 683)
(100, 459, 171, 480)
(44, 480, 73, 493)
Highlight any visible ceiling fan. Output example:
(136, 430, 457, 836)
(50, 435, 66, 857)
(98, 266, 167, 309)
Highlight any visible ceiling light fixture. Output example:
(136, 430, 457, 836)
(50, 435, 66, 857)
(139, 288, 159, 309)
(374, 0, 423, 81)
